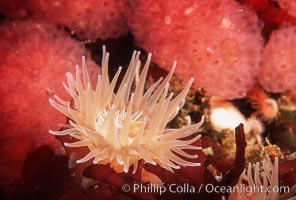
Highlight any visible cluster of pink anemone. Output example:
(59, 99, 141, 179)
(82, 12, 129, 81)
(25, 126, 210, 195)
(0, 20, 99, 188)
(124, 0, 296, 98)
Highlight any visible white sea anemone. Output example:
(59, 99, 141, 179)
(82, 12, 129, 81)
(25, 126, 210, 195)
(235, 157, 296, 200)
(49, 47, 204, 173)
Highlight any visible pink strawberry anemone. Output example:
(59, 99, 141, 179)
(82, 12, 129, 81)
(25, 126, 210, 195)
(125, 0, 263, 99)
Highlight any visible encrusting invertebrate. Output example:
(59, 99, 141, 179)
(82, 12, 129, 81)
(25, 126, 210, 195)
(247, 86, 279, 120)
(49, 47, 204, 173)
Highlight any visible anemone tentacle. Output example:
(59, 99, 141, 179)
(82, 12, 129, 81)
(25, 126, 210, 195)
(49, 46, 204, 173)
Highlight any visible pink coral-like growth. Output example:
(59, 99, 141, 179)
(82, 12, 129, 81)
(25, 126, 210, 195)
(259, 26, 296, 93)
(0, 20, 100, 188)
(29, 0, 128, 39)
(125, 0, 263, 99)
(0, 0, 128, 40)
(277, 0, 296, 17)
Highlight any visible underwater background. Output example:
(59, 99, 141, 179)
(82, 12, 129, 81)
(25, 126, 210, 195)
(0, 0, 296, 199)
